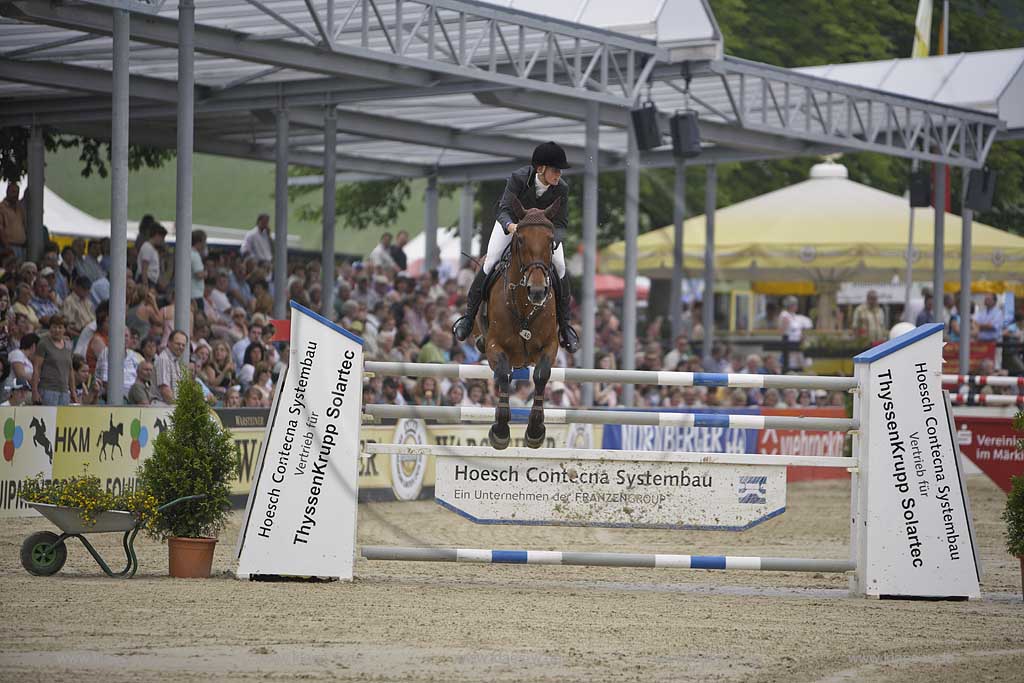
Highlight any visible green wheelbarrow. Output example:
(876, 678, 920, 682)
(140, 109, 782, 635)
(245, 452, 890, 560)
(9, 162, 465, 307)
(19, 495, 205, 578)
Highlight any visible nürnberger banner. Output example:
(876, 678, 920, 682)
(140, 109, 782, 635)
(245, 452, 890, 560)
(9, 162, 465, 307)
(236, 302, 363, 580)
(436, 457, 786, 530)
(854, 323, 981, 599)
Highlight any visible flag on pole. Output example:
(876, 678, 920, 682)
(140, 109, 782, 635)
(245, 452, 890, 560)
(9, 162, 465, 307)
(912, 0, 933, 58)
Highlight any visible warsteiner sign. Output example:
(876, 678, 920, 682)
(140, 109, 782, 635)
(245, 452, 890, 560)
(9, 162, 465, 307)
(437, 456, 785, 530)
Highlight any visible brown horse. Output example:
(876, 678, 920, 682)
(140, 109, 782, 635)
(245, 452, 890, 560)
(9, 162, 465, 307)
(476, 199, 560, 450)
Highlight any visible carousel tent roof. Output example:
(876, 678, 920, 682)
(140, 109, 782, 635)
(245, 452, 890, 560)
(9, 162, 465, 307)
(599, 162, 1024, 282)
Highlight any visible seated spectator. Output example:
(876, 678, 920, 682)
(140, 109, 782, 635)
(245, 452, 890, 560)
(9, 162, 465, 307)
(29, 276, 60, 328)
(61, 276, 95, 338)
(206, 339, 236, 399)
(86, 305, 110, 373)
(226, 307, 248, 345)
(411, 377, 441, 406)
(13, 283, 39, 330)
(444, 384, 465, 406)
(662, 334, 690, 371)
(77, 239, 106, 283)
(1, 378, 32, 406)
(222, 386, 242, 408)
(509, 381, 533, 409)
(232, 321, 263, 368)
(237, 342, 266, 389)
(416, 326, 450, 364)
(242, 385, 265, 408)
(73, 355, 100, 405)
(128, 360, 156, 406)
(7, 332, 37, 390)
(126, 283, 162, 343)
(95, 328, 143, 400)
(155, 329, 188, 403)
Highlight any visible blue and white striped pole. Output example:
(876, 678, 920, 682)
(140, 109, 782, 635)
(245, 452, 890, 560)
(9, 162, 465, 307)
(363, 404, 857, 432)
(361, 546, 854, 573)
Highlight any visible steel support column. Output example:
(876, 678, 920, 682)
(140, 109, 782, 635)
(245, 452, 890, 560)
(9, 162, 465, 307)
(933, 165, 945, 324)
(581, 102, 599, 407)
(321, 109, 337, 318)
(959, 168, 973, 374)
(621, 125, 639, 408)
(26, 126, 44, 263)
(670, 157, 686, 341)
(458, 182, 475, 266)
(173, 0, 195, 342)
(273, 110, 289, 320)
(702, 166, 717, 365)
(424, 175, 439, 273)
(108, 9, 129, 405)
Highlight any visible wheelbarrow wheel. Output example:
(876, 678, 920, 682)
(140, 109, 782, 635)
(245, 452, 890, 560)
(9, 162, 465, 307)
(21, 531, 67, 576)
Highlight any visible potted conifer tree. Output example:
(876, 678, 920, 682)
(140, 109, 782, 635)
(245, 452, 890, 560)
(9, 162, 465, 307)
(1003, 411, 1024, 601)
(138, 374, 237, 578)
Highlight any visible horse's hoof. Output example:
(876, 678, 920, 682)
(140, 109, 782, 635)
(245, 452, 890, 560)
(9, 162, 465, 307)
(525, 426, 546, 449)
(488, 425, 510, 450)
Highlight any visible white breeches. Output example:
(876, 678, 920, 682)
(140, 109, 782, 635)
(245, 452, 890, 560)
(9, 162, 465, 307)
(482, 221, 565, 278)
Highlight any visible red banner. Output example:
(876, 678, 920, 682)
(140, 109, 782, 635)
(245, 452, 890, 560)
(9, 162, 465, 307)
(952, 415, 1022, 494)
(759, 408, 849, 482)
(942, 342, 997, 374)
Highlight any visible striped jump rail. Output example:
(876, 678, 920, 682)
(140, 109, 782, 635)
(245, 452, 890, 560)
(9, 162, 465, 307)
(361, 546, 855, 573)
(364, 443, 855, 469)
(364, 361, 857, 392)
(949, 393, 1024, 407)
(362, 404, 858, 432)
(942, 374, 1024, 389)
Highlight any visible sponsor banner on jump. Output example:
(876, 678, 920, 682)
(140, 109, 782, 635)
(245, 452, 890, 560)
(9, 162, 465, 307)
(436, 456, 786, 530)
(855, 323, 981, 598)
(759, 408, 849, 482)
(953, 415, 1023, 494)
(0, 408, 56, 517)
(601, 408, 758, 453)
(236, 302, 364, 581)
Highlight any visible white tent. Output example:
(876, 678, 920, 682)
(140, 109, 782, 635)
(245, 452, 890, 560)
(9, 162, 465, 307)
(403, 226, 481, 278)
(14, 180, 300, 247)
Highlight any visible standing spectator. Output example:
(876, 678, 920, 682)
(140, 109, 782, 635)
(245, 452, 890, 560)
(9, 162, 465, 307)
(389, 230, 409, 271)
(851, 290, 887, 342)
(136, 222, 166, 289)
(128, 360, 155, 406)
(975, 294, 1003, 342)
(155, 329, 188, 403)
(32, 316, 76, 406)
(367, 233, 398, 270)
(190, 230, 208, 312)
(916, 291, 935, 326)
(61, 276, 95, 338)
(241, 213, 274, 263)
(0, 182, 26, 259)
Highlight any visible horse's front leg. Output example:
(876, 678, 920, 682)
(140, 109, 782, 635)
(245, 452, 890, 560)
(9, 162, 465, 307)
(488, 352, 512, 450)
(525, 353, 551, 449)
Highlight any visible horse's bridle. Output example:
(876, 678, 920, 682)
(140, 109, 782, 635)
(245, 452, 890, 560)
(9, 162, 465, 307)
(505, 224, 554, 342)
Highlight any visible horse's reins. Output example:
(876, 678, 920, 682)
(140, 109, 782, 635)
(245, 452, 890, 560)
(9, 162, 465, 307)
(504, 224, 554, 345)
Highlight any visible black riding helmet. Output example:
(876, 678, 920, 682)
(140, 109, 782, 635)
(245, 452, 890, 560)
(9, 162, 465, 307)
(531, 141, 571, 170)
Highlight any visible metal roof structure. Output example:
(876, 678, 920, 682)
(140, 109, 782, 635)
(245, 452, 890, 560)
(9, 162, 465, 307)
(0, 0, 1007, 182)
(797, 48, 1024, 138)
(0, 0, 1009, 401)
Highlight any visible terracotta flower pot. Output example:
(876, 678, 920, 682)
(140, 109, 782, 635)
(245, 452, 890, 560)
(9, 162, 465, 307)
(168, 537, 217, 578)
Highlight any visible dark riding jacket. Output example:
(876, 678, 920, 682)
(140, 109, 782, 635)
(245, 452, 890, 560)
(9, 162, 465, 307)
(496, 165, 569, 246)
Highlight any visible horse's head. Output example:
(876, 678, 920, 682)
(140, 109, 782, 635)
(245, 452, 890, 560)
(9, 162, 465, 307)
(509, 197, 558, 305)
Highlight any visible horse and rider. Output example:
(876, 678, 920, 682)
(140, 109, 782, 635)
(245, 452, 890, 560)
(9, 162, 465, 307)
(450, 142, 580, 449)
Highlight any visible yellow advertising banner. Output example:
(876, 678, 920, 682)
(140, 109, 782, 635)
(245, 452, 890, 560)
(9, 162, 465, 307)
(1, 407, 602, 517)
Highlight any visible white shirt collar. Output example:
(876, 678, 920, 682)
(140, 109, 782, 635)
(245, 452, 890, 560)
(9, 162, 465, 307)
(534, 172, 549, 197)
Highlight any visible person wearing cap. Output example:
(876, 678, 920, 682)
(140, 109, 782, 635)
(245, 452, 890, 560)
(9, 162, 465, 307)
(1, 378, 32, 406)
(61, 276, 95, 338)
(452, 141, 579, 353)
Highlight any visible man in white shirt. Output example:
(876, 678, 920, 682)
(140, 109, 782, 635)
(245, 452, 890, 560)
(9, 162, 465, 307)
(232, 322, 264, 368)
(136, 223, 166, 287)
(209, 271, 232, 316)
(367, 233, 398, 270)
(241, 214, 274, 263)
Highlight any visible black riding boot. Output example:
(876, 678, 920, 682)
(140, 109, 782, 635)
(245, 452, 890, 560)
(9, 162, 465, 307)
(453, 269, 486, 342)
(556, 274, 580, 353)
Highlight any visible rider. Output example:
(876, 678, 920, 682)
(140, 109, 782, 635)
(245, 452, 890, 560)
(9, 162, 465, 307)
(452, 141, 579, 353)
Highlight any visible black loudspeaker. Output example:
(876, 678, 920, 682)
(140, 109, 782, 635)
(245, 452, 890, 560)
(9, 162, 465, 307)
(670, 111, 702, 158)
(909, 170, 931, 207)
(965, 168, 997, 212)
(630, 101, 663, 151)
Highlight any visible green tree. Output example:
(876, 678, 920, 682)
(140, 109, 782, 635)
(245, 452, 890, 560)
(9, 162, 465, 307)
(0, 127, 172, 183)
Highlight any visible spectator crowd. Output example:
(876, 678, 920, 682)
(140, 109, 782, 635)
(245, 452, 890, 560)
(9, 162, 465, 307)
(0, 180, 1020, 411)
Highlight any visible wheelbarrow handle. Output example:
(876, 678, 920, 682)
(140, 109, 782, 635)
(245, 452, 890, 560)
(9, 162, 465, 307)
(157, 494, 207, 513)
